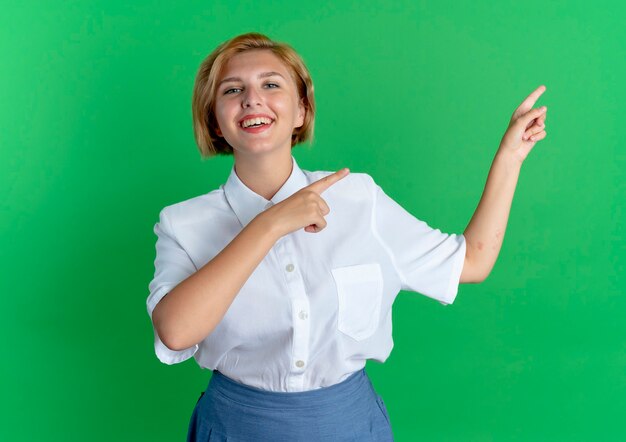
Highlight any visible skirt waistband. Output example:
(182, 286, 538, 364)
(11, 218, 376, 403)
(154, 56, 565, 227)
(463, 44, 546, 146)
(208, 368, 368, 410)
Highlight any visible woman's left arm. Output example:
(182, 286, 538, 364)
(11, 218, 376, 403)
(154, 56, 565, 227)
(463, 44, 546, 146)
(462, 85, 548, 282)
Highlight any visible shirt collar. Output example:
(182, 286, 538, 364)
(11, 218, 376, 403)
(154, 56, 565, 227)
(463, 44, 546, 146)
(223, 155, 309, 228)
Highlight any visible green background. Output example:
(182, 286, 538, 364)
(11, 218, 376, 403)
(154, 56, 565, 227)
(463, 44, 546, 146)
(2, 1, 624, 440)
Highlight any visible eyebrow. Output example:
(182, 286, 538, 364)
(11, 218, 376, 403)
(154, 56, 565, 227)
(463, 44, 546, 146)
(218, 71, 285, 87)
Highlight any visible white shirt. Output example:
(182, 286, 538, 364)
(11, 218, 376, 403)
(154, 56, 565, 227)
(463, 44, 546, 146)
(147, 155, 466, 392)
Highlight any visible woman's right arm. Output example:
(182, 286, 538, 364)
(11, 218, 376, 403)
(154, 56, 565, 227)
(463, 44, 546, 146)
(151, 214, 281, 351)
(152, 168, 349, 352)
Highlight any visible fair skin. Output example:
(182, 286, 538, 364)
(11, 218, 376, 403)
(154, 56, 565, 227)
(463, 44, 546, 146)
(214, 49, 306, 201)
(153, 49, 549, 349)
(462, 85, 548, 281)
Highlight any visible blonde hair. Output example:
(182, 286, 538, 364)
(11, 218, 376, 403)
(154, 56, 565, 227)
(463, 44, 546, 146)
(191, 32, 316, 158)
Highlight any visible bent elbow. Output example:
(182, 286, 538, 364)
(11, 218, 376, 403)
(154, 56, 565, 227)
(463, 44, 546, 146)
(470, 267, 489, 284)
(154, 315, 212, 352)
(155, 323, 191, 352)
(461, 254, 492, 284)
(479, 271, 491, 283)
(152, 302, 180, 351)
(465, 272, 487, 284)
(158, 328, 180, 351)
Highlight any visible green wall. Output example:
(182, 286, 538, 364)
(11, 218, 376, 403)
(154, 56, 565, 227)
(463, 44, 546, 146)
(2, 1, 624, 440)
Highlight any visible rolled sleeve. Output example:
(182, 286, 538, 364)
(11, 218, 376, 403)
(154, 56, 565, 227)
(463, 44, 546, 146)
(147, 209, 199, 364)
(369, 176, 466, 305)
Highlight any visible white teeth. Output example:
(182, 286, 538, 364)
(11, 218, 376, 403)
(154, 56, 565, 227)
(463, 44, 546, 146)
(241, 117, 273, 128)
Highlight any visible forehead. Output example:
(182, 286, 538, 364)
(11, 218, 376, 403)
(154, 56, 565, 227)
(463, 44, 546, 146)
(219, 49, 292, 79)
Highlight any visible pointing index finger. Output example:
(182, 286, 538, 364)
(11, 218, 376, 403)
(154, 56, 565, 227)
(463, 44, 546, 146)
(306, 168, 350, 194)
(519, 85, 547, 112)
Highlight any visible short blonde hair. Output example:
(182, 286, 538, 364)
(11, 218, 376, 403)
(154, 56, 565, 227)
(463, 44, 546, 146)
(191, 32, 316, 158)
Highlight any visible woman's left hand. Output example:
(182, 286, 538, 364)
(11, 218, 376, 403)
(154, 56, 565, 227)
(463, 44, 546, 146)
(497, 85, 548, 165)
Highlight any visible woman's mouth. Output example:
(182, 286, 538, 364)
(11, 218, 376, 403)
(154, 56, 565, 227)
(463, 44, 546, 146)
(240, 120, 273, 134)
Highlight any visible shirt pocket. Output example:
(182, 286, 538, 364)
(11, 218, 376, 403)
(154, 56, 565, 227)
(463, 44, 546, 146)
(331, 262, 383, 341)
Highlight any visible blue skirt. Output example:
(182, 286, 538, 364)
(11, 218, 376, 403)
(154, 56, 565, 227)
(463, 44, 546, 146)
(186, 368, 394, 441)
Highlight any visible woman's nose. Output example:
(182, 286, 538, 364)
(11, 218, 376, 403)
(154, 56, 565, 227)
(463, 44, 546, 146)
(242, 87, 262, 107)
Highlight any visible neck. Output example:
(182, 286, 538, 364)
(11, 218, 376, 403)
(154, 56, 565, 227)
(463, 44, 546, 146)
(232, 148, 294, 201)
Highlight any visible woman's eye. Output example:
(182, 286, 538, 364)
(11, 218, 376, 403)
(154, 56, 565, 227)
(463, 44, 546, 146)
(223, 83, 278, 95)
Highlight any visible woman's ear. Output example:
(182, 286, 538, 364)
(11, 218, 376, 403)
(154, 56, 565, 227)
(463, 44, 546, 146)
(215, 126, 223, 137)
(296, 97, 306, 128)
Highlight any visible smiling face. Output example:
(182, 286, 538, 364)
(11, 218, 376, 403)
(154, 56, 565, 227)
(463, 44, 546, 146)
(213, 49, 306, 156)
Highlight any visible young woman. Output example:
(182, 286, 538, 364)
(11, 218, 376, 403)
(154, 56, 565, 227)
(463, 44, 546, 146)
(147, 32, 548, 441)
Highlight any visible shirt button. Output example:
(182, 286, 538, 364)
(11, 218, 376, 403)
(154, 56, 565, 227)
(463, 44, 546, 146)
(295, 360, 305, 368)
(298, 310, 308, 320)
(285, 263, 295, 272)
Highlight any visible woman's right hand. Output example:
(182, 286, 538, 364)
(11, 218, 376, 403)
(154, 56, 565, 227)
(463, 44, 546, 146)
(259, 168, 350, 238)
